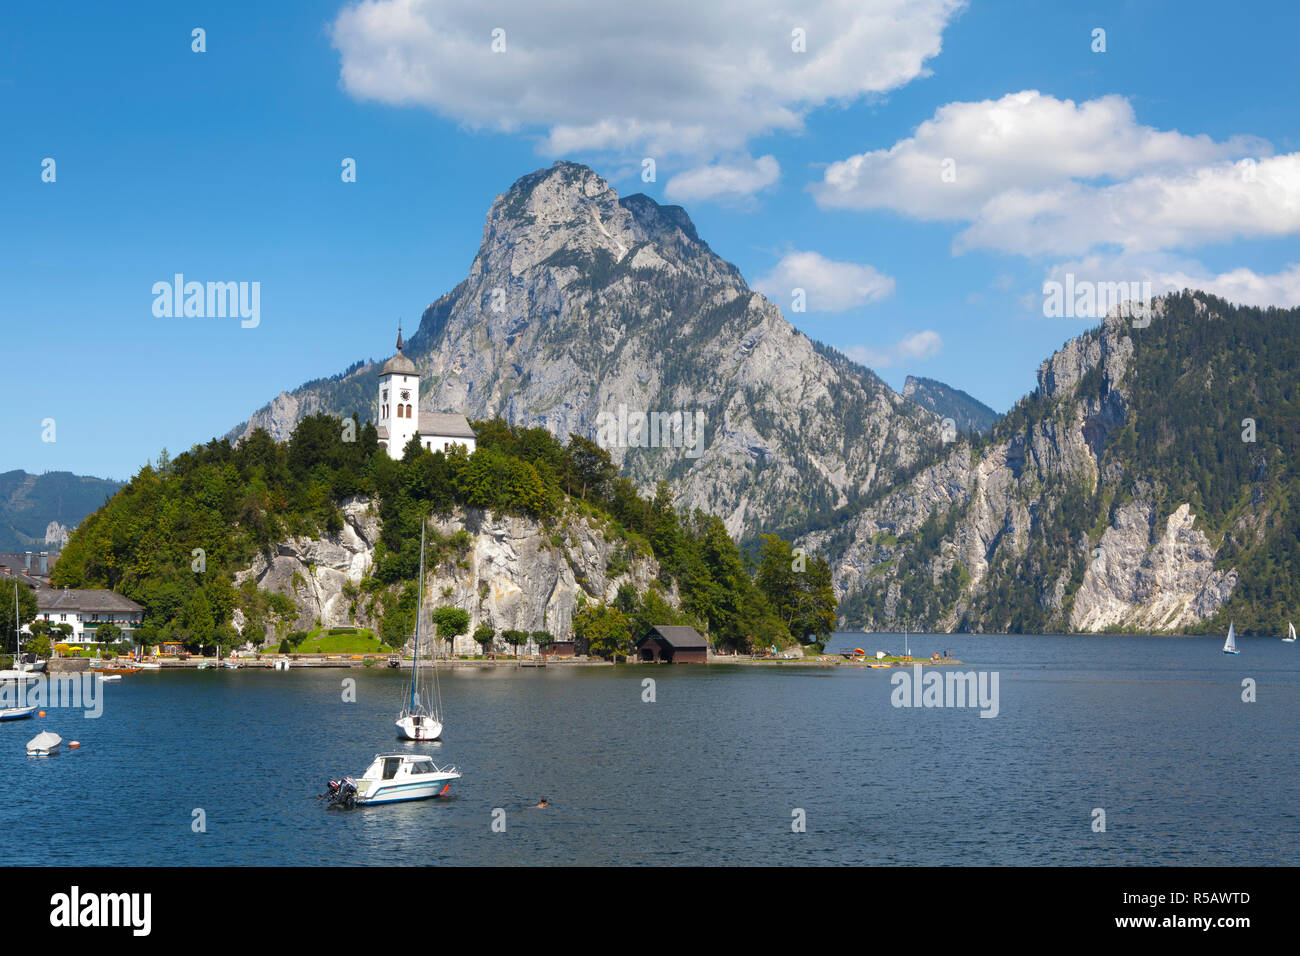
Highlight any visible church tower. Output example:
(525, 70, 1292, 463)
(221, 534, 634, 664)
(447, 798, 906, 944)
(377, 323, 420, 458)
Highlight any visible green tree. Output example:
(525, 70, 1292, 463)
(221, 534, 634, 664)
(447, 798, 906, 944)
(431, 606, 471, 656)
(1, 583, 39, 655)
(573, 603, 632, 661)
(472, 623, 496, 655)
(501, 629, 529, 658)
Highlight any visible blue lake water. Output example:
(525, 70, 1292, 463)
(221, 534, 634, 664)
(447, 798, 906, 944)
(4, 633, 1296, 866)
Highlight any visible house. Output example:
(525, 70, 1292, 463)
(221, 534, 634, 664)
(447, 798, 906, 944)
(634, 625, 710, 663)
(375, 326, 477, 458)
(543, 640, 576, 658)
(27, 588, 145, 645)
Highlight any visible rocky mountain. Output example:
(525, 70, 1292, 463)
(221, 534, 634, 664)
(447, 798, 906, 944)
(0, 470, 122, 552)
(902, 376, 998, 436)
(233, 497, 666, 654)
(232, 161, 944, 540)
(806, 292, 1300, 634)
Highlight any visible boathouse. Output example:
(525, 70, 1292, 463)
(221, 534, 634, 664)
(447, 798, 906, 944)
(635, 625, 709, 663)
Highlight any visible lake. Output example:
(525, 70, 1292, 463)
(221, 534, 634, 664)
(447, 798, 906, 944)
(4, 633, 1296, 866)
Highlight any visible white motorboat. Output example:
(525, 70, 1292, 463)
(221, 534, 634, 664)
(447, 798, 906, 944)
(396, 521, 444, 741)
(26, 730, 61, 757)
(324, 754, 461, 806)
(272, 658, 290, 670)
(99, 674, 122, 681)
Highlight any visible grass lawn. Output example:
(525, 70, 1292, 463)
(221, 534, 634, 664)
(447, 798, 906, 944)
(276, 628, 391, 655)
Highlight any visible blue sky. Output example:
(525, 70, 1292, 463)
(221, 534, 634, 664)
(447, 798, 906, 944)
(3, 0, 1297, 481)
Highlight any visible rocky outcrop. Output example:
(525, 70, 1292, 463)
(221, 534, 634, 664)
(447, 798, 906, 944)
(1069, 502, 1237, 631)
(231, 162, 942, 540)
(234, 496, 666, 653)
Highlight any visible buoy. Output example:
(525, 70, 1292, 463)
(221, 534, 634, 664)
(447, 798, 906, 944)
(37, 710, 45, 717)
(69, 741, 81, 749)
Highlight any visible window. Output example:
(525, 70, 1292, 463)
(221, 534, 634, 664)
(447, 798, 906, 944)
(397, 405, 404, 418)
(406, 404, 413, 417)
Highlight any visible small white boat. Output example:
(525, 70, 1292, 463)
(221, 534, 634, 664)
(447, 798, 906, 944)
(99, 674, 122, 681)
(26, 731, 61, 757)
(325, 754, 461, 806)
(0, 705, 36, 722)
(1284, 622, 1296, 644)
(1223, 622, 1239, 655)
(3, 584, 41, 720)
(272, 658, 290, 671)
(133, 661, 162, 670)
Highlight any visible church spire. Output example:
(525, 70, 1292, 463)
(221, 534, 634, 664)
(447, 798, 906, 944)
(396, 322, 404, 353)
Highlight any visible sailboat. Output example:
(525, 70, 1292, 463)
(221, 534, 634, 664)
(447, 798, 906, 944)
(2, 582, 39, 721)
(395, 521, 443, 741)
(1222, 622, 1239, 655)
(1284, 622, 1296, 644)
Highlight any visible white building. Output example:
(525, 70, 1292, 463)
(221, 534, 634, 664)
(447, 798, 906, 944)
(376, 326, 477, 458)
(28, 588, 144, 645)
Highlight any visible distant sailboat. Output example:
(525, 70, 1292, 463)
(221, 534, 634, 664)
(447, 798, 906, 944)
(1222, 622, 1239, 655)
(2, 582, 38, 721)
(1284, 622, 1296, 644)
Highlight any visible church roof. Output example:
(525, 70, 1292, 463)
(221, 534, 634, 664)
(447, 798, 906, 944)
(381, 323, 418, 376)
(418, 413, 476, 439)
(381, 352, 417, 376)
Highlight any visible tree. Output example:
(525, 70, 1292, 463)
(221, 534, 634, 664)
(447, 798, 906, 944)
(530, 630, 551, 654)
(1, 582, 39, 655)
(573, 603, 632, 661)
(431, 606, 470, 657)
(501, 629, 529, 658)
(472, 623, 496, 655)
(27, 634, 51, 659)
(94, 622, 123, 656)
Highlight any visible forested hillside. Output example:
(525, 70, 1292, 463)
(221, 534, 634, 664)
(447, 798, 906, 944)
(54, 416, 835, 653)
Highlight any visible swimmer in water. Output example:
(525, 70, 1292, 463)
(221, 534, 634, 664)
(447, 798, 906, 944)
(534, 797, 549, 808)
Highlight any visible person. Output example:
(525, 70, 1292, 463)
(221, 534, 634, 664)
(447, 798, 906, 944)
(534, 797, 549, 808)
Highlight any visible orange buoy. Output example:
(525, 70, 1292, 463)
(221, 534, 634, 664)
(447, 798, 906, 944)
(37, 710, 45, 717)
(70, 742, 81, 749)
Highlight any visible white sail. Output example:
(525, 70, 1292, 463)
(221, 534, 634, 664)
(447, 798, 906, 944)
(1285, 622, 1296, 643)
(1223, 622, 1237, 654)
(396, 519, 443, 740)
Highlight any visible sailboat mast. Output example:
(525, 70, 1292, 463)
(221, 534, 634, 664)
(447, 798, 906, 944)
(410, 521, 425, 711)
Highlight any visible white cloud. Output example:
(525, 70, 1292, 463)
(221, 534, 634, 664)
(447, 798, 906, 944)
(811, 91, 1297, 257)
(842, 330, 942, 368)
(331, 0, 966, 159)
(753, 250, 895, 311)
(665, 155, 781, 203)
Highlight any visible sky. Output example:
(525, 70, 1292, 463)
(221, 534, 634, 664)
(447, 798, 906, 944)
(2, 0, 1298, 481)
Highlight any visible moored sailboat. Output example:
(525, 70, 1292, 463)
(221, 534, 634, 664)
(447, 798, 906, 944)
(2, 583, 38, 721)
(1284, 622, 1296, 644)
(395, 520, 443, 741)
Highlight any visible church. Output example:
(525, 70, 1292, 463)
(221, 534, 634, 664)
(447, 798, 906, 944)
(376, 326, 477, 458)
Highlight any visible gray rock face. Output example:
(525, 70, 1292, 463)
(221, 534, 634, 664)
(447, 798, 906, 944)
(1069, 502, 1237, 631)
(231, 161, 941, 539)
(810, 299, 1238, 633)
(234, 497, 665, 654)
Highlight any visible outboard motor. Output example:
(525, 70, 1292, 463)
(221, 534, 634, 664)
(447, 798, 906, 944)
(320, 776, 359, 809)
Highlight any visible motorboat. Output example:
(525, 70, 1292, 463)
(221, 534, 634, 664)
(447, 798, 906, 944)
(323, 754, 461, 807)
(98, 674, 122, 682)
(26, 731, 61, 757)
(272, 658, 290, 670)
(98, 664, 141, 675)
